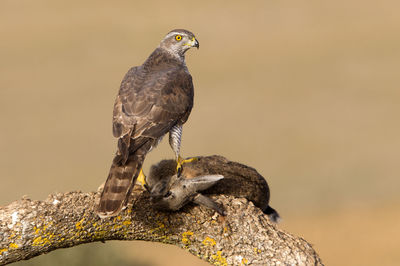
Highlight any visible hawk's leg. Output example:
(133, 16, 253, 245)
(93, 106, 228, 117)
(169, 125, 197, 176)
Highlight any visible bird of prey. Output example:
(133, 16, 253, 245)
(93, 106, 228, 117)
(97, 29, 199, 218)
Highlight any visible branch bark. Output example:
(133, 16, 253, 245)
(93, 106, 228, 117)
(0, 156, 323, 265)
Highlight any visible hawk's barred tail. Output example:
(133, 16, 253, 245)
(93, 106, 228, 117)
(97, 147, 148, 218)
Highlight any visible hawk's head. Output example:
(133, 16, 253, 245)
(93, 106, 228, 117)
(159, 29, 199, 58)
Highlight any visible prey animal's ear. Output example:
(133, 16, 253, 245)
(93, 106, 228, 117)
(181, 175, 224, 192)
(193, 194, 226, 216)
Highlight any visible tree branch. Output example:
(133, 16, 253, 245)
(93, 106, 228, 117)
(0, 156, 323, 265)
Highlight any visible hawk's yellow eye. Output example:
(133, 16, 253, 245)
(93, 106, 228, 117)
(175, 35, 182, 41)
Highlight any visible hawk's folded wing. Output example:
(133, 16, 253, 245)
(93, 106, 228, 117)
(112, 66, 194, 156)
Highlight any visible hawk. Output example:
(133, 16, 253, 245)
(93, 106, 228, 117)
(97, 29, 199, 218)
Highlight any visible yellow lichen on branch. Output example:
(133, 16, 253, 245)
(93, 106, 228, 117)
(0, 156, 323, 265)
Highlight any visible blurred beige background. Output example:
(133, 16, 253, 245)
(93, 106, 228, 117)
(1, 0, 399, 265)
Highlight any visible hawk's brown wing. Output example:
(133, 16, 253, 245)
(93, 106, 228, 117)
(112, 65, 194, 160)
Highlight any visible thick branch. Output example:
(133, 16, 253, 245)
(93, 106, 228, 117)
(0, 157, 323, 265)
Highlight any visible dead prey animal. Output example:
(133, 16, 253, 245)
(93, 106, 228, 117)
(145, 155, 280, 222)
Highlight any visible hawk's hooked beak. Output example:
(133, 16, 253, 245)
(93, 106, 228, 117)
(193, 38, 199, 49)
(187, 37, 199, 49)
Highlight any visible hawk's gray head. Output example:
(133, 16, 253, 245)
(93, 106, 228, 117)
(159, 29, 199, 59)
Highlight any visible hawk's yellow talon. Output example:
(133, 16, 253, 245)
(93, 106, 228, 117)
(176, 156, 198, 174)
(137, 169, 147, 187)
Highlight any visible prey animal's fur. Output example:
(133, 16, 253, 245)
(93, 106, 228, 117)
(146, 155, 280, 222)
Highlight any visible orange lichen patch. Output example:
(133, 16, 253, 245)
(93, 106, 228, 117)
(32, 236, 51, 247)
(211, 251, 227, 266)
(241, 257, 249, 264)
(202, 236, 216, 247)
(253, 247, 261, 254)
(0, 248, 8, 255)
(30, 221, 61, 247)
(75, 218, 85, 230)
(34, 226, 40, 235)
(181, 231, 194, 245)
(112, 224, 122, 230)
(93, 230, 108, 239)
(122, 220, 132, 226)
(157, 222, 165, 228)
(9, 243, 18, 249)
(113, 216, 122, 223)
(149, 221, 166, 235)
(42, 223, 51, 231)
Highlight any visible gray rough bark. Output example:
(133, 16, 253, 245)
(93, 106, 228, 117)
(0, 156, 323, 265)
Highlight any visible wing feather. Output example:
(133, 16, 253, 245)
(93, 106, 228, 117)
(112, 65, 193, 153)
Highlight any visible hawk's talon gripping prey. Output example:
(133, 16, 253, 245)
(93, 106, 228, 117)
(176, 156, 198, 176)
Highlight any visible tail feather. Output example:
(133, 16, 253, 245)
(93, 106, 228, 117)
(97, 154, 143, 218)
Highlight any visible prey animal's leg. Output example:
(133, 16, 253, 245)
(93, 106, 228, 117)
(169, 124, 197, 175)
(193, 194, 226, 216)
